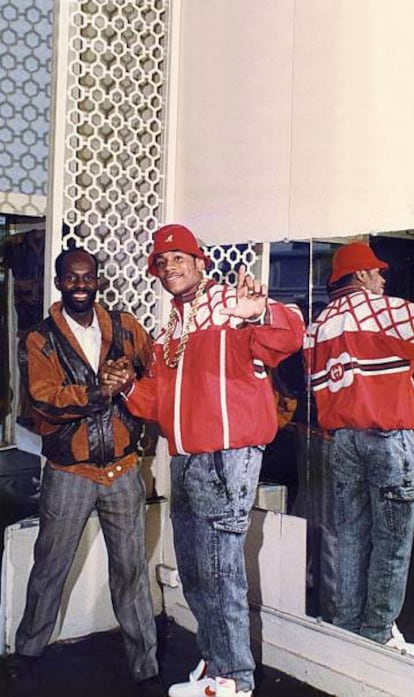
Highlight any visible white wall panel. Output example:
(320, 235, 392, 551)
(173, 0, 295, 244)
(289, 0, 414, 239)
(173, 1, 414, 244)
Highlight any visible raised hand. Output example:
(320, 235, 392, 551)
(220, 264, 268, 320)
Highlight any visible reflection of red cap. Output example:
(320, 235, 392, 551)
(147, 224, 212, 277)
(330, 242, 388, 284)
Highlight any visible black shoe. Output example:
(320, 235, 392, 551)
(137, 675, 167, 697)
(1, 653, 39, 680)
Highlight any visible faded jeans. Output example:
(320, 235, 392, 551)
(330, 428, 414, 643)
(170, 447, 263, 693)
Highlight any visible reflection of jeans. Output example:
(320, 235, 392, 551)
(170, 447, 263, 692)
(293, 427, 337, 622)
(330, 428, 414, 643)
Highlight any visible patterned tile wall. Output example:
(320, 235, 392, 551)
(0, 0, 52, 201)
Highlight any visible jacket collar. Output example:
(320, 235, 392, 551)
(328, 282, 364, 302)
(49, 301, 114, 367)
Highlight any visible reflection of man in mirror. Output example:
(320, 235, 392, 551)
(101, 224, 305, 697)
(305, 241, 414, 653)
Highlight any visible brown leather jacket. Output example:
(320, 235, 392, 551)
(18, 302, 152, 468)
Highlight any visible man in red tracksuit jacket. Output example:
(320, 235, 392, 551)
(102, 224, 304, 697)
(305, 241, 414, 653)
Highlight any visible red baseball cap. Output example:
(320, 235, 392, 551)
(147, 224, 212, 277)
(329, 242, 388, 284)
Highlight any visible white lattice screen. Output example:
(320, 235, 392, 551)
(55, 0, 261, 335)
(59, 0, 169, 332)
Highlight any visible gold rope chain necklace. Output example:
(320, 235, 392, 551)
(163, 277, 209, 368)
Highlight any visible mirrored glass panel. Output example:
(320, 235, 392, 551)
(261, 232, 414, 647)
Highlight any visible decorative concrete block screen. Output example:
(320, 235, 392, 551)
(55, 0, 261, 331)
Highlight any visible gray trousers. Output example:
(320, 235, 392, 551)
(16, 463, 158, 681)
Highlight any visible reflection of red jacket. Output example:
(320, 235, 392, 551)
(125, 283, 304, 455)
(305, 287, 414, 431)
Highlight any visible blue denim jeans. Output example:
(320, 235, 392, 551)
(170, 447, 263, 692)
(330, 428, 414, 643)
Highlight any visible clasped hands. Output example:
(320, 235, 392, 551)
(100, 356, 136, 399)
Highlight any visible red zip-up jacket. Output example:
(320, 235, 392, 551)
(125, 282, 304, 455)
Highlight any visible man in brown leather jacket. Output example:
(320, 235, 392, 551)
(2, 246, 165, 697)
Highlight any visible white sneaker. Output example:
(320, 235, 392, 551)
(168, 661, 252, 697)
(168, 660, 211, 697)
(385, 623, 414, 656)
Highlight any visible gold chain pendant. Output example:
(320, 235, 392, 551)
(163, 278, 209, 368)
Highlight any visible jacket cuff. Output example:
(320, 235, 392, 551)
(244, 306, 268, 325)
(121, 381, 136, 401)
